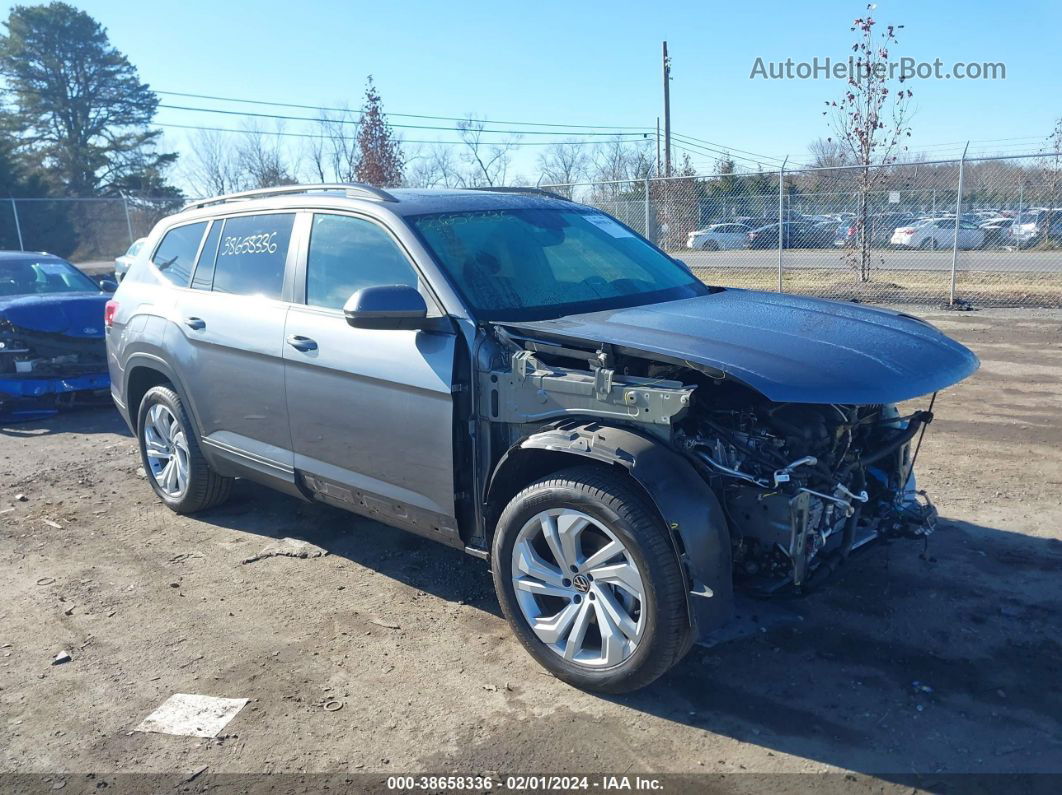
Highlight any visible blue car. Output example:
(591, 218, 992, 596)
(0, 251, 115, 421)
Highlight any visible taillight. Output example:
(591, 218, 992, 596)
(897, 227, 914, 234)
(104, 300, 118, 328)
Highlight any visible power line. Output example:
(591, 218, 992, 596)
(157, 102, 653, 138)
(157, 89, 654, 131)
(670, 131, 791, 167)
(156, 121, 649, 147)
(668, 138, 791, 171)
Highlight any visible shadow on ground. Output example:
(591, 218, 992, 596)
(0, 403, 130, 438)
(197, 474, 1062, 777)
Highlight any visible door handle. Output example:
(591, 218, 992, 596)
(286, 334, 318, 352)
(184, 316, 206, 330)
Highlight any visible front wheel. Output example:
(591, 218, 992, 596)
(491, 466, 691, 693)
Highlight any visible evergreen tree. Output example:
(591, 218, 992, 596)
(0, 2, 175, 195)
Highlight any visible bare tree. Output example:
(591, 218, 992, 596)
(181, 129, 243, 197)
(537, 141, 589, 194)
(807, 137, 851, 169)
(589, 138, 654, 201)
(235, 124, 295, 188)
(404, 144, 460, 188)
(824, 4, 913, 281)
(456, 115, 521, 187)
(303, 108, 360, 183)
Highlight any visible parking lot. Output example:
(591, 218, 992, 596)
(2, 307, 1061, 787)
(678, 247, 1062, 272)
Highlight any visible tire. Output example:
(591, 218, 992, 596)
(491, 465, 691, 693)
(919, 237, 937, 251)
(701, 240, 719, 251)
(136, 385, 232, 514)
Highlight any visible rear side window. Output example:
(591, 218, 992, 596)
(191, 220, 222, 290)
(152, 222, 207, 286)
(212, 214, 295, 299)
(306, 214, 419, 310)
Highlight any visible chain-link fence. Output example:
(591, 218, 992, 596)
(544, 152, 1062, 307)
(0, 195, 184, 264)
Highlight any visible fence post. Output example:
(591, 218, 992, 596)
(949, 142, 969, 305)
(10, 198, 24, 251)
(644, 176, 651, 243)
(121, 191, 135, 245)
(777, 157, 788, 292)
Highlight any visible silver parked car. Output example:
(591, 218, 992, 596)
(113, 237, 147, 281)
(106, 184, 977, 693)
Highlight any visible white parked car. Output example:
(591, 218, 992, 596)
(890, 218, 985, 250)
(114, 237, 147, 281)
(686, 223, 751, 250)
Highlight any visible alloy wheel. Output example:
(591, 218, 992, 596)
(510, 508, 646, 667)
(142, 403, 190, 498)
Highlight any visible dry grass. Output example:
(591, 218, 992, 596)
(690, 267, 1062, 307)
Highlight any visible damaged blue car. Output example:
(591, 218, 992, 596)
(0, 251, 114, 422)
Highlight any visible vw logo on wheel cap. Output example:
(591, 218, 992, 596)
(572, 574, 591, 593)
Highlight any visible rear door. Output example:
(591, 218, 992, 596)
(171, 211, 298, 486)
(283, 211, 459, 541)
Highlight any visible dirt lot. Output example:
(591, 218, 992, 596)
(2, 308, 1061, 789)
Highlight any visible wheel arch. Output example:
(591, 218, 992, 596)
(123, 353, 201, 437)
(486, 421, 734, 640)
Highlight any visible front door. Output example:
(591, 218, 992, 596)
(283, 212, 459, 541)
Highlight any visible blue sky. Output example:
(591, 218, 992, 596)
(5, 0, 1060, 183)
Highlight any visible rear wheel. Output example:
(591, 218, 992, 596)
(701, 239, 720, 251)
(492, 466, 691, 693)
(137, 385, 232, 514)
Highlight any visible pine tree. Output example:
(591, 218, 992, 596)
(0, 2, 175, 195)
(355, 76, 403, 187)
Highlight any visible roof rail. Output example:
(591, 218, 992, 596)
(183, 183, 398, 211)
(470, 186, 569, 201)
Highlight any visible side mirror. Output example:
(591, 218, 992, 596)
(99, 278, 118, 293)
(343, 284, 428, 330)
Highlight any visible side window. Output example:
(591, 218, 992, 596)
(151, 222, 207, 286)
(306, 214, 419, 310)
(191, 220, 222, 290)
(212, 214, 295, 299)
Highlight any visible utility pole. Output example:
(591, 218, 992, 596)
(662, 41, 671, 177)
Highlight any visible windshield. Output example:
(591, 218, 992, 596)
(0, 258, 100, 297)
(409, 209, 708, 320)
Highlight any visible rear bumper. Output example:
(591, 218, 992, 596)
(0, 372, 110, 400)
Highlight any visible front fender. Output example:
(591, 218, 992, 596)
(490, 420, 733, 640)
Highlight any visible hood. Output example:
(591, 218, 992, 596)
(501, 289, 979, 405)
(0, 293, 109, 338)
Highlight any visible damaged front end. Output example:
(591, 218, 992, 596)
(679, 393, 939, 593)
(0, 313, 110, 422)
(484, 320, 967, 614)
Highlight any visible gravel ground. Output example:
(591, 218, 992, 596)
(1, 308, 1060, 790)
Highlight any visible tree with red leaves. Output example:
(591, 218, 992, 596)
(355, 76, 403, 187)
(825, 4, 913, 282)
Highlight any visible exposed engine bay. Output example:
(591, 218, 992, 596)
(678, 391, 936, 593)
(485, 327, 939, 594)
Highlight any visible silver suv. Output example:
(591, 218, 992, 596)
(107, 184, 978, 692)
